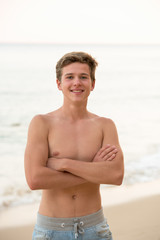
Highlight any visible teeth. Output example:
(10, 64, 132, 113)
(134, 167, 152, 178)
(72, 90, 83, 92)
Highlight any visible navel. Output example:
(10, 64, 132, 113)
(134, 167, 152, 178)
(72, 194, 77, 200)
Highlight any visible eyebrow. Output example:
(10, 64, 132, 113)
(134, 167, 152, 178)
(64, 73, 89, 76)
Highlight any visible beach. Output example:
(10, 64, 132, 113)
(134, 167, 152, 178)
(0, 179, 160, 240)
(0, 44, 160, 239)
(1, 44, 160, 208)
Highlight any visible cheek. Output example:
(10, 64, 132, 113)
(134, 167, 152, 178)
(60, 83, 70, 92)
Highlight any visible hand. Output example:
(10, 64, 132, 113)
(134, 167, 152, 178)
(93, 144, 118, 162)
(47, 157, 66, 172)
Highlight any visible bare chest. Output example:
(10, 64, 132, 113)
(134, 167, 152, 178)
(48, 120, 103, 162)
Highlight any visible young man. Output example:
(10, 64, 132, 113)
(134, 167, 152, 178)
(24, 52, 124, 240)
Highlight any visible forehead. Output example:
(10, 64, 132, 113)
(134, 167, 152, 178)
(62, 62, 90, 76)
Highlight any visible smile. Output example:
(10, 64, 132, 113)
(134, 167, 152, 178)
(70, 90, 84, 93)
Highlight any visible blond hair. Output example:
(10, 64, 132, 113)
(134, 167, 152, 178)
(56, 52, 98, 82)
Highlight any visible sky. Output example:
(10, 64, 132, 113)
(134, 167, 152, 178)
(0, 0, 160, 44)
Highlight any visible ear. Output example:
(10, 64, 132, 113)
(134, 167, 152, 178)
(56, 79, 62, 90)
(91, 80, 95, 91)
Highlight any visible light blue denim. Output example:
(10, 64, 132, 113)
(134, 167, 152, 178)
(32, 209, 113, 240)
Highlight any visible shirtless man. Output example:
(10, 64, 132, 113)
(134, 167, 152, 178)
(24, 52, 124, 240)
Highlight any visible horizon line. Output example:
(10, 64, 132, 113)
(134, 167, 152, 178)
(0, 41, 160, 46)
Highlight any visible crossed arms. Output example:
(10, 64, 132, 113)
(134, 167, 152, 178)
(24, 115, 124, 190)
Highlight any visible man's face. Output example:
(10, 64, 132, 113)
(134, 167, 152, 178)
(57, 62, 95, 103)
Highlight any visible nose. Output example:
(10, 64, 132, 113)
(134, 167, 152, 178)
(73, 77, 81, 86)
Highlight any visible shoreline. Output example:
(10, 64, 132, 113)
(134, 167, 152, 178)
(0, 179, 160, 240)
(100, 178, 160, 206)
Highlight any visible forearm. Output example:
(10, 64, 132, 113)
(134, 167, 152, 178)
(63, 154, 124, 185)
(48, 169, 87, 189)
(45, 145, 122, 186)
(27, 166, 87, 190)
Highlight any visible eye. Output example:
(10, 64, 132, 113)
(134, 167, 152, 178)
(66, 76, 73, 79)
(80, 76, 88, 80)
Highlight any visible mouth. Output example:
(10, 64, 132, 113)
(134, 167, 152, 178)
(70, 89, 84, 93)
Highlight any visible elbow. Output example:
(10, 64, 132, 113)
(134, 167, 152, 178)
(104, 167, 124, 186)
(26, 174, 41, 190)
(102, 160, 124, 186)
(115, 174, 123, 186)
(114, 169, 124, 186)
(114, 155, 124, 186)
(27, 179, 37, 190)
(28, 180, 38, 190)
(101, 172, 124, 186)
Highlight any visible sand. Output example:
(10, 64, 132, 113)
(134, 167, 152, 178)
(0, 180, 160, 240)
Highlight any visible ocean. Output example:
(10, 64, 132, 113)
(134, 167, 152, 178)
(0, 43, 160, 209)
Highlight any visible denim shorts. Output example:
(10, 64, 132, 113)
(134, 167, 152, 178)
(32, 208, 113, 240)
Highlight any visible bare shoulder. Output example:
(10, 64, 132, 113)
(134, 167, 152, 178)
(28, 112, 52, 136)
(90, 113, 116, 129)
(99, 117, 120, 146)
(29, 114, 48, 129)
(91, 115, 119, 140)
(28, 110, 61, 136)
(99, 117, 117, 129)
(29, 110, 58, 128)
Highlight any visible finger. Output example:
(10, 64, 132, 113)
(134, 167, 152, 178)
(100, 146, 117, 158)
(103, 148, 118, 160)
(105, 153, 116, 161)
(52, 151, 59, 157)
(97, 144, 111, 156)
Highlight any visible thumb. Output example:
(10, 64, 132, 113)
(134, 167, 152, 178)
(52, 151, 59, 157)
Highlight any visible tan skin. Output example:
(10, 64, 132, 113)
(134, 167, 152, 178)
(24, 62, 124, 218)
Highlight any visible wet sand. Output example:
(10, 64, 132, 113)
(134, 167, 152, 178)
(0, 180, 160, 240)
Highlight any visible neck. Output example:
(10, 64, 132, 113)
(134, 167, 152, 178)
(60, 101, 89, 121)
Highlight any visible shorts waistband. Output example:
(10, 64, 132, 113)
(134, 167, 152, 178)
(36, 208, 105, 231)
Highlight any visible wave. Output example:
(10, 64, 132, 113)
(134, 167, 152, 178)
(0, 184, 41, 210)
